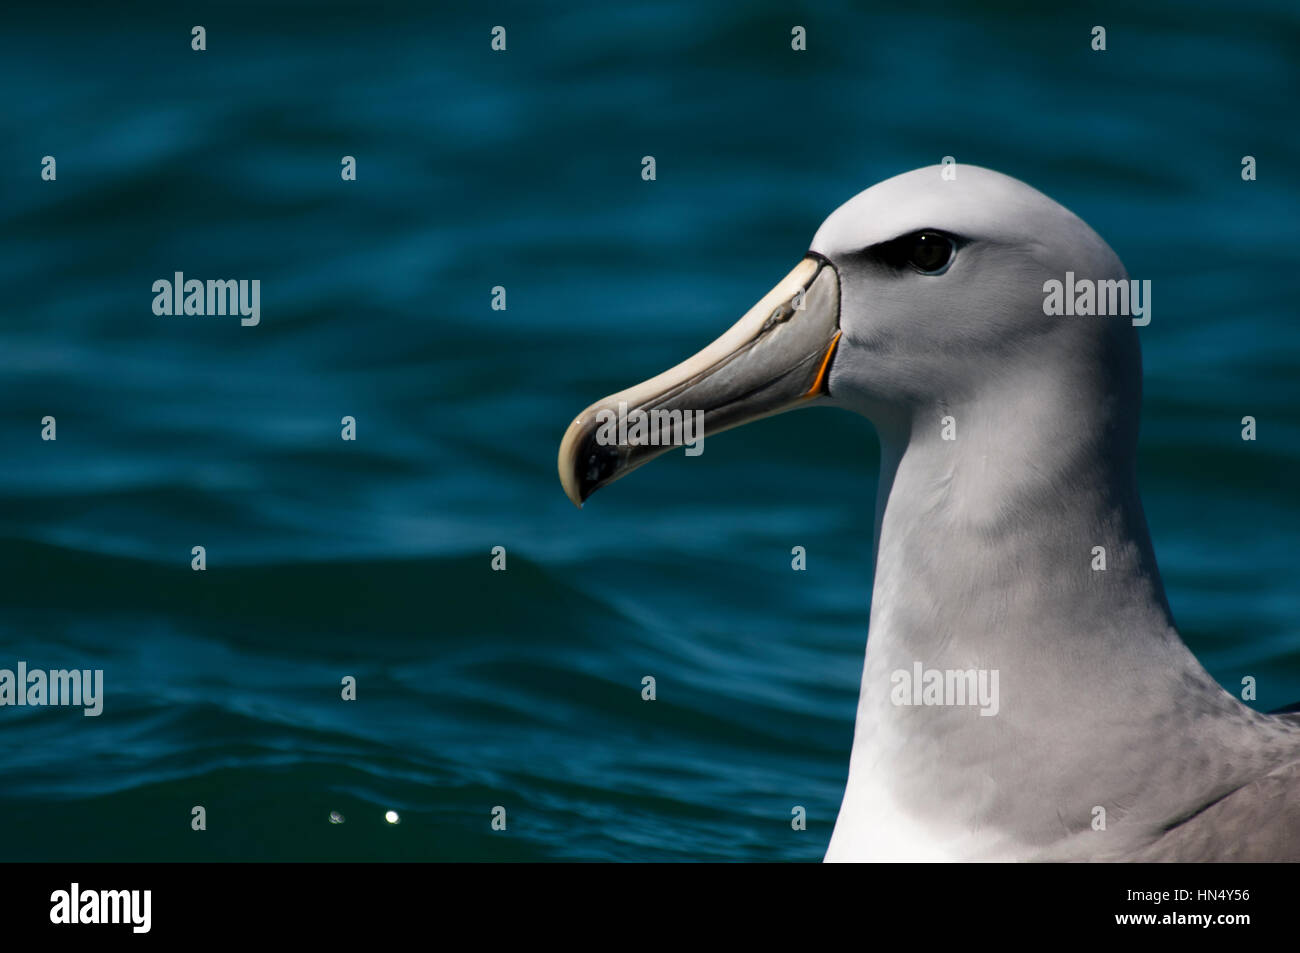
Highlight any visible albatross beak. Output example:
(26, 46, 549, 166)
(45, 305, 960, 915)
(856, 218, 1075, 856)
(558, 255, 841, 506)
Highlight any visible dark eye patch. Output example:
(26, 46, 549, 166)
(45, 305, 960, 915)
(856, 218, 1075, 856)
(869, 230, 960, 275)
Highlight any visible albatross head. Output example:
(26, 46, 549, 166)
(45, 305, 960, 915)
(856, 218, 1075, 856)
(558, 164, 1138, 505)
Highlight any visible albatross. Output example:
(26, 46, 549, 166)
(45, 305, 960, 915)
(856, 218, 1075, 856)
(556, 165, 1300, 862)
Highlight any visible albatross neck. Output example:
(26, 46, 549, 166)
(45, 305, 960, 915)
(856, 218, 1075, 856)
(864, 359, 1188, 683)
(827, 360, 1246, 860)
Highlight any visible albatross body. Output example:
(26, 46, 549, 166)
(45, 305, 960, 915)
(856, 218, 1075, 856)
(557, 166, 1300, 861)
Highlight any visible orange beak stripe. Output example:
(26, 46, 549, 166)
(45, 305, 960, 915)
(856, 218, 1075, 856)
(804, 330, 842, 398)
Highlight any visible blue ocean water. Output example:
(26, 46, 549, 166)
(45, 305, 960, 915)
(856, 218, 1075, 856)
(0, 1, 1297, 861)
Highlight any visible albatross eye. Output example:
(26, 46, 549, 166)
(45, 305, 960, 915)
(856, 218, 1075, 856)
(869, 229, 960, 275)
(904, 231, 955, 274)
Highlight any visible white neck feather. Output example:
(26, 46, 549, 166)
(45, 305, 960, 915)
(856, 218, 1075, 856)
(826, 366, 1263, 861)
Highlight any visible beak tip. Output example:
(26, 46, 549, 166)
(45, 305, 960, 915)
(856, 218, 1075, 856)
(558, 414, 593, 508)
(562, 481, 587, 508)
(559, 409, 627, 506)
